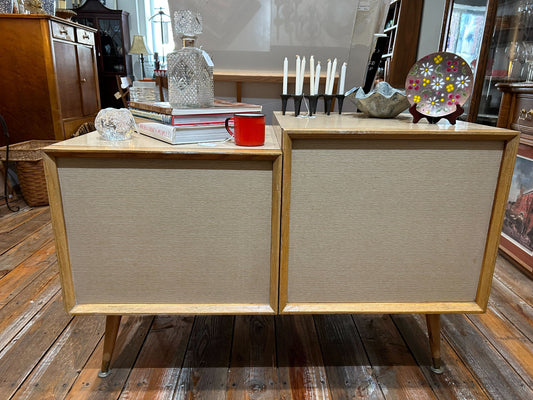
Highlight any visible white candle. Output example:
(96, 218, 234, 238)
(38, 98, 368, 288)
(300, 57, 306, 95)
(59, 0, 66, 8)
(315, 62, 321, 94)
(325, 59, 332, 95)
(295, 55, 301, 95)
(329, 58, 337, 95)
(338, 62, 347, 95)
(310, 56, 315, 95)
(282, 57, 288, 95)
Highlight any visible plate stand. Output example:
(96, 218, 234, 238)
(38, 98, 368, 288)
(409, 104, 464, 125)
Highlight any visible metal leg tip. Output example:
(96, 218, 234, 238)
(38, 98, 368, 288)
(98, 370, 111, 378)
(430, 366, 444, 374)
(430, 358, 444, 374)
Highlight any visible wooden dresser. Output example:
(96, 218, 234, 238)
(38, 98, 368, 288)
(497, 82, 533, 277)
(0, 15, 100, 144)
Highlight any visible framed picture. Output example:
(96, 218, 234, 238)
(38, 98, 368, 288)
(500, 141, 533, 276)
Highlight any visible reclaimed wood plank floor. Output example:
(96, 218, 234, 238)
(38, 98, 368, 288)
(0, 202, 532, 400)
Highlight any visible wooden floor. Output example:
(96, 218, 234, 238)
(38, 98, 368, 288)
(1, 200, 532, 400)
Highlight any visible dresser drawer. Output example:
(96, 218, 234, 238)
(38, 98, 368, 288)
(76, 28, 94, 46)
(51, 21, 75, 42)
(511, 94, 533, 134)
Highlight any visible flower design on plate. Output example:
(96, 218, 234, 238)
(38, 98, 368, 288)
(405, 52, 473, 117)
(456, 75, 471, 89)
(420, 62, 434, 76)
(431, 77, 445, 90)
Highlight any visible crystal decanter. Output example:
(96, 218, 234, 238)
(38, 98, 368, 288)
(167, 10, 214, 108)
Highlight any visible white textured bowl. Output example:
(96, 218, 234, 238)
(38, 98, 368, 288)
(347, 82, 410, 118)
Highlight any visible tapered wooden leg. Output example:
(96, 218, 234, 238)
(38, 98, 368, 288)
(426, 314, 444, 374)
(98, 315, 122, 378)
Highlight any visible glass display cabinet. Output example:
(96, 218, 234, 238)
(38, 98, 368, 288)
(73, 0, 132, 108)
(442, 0, 533, 125)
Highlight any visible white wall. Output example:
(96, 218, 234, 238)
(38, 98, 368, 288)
(417, 0, 446, 58)
(80, 1, 446, 122)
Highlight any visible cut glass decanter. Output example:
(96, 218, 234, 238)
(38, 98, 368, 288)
(168, 10, 214, 108)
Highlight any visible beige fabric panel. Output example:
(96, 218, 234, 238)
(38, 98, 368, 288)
(57, 158, 273, 305)
(287, 139, 504, 303)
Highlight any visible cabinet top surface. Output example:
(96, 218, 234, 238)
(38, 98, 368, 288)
(0, 14, 97, 31)
(45, 126, 281, 157)
(273, 112, 517, 137)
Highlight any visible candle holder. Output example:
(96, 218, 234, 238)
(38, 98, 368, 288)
(280, 94, 291, 115)
(305, 95, 319, 116)
(293, 94, 304, 117)
(323, 94, 334, 115)
(335, 94, 345, 114)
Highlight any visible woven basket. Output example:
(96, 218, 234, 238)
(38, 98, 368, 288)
(0, 140, 58, 207)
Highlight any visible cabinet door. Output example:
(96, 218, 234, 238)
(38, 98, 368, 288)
(77, 45, 99, 115)
(53, 40, 83, 119)
(99, 18, 126, 74)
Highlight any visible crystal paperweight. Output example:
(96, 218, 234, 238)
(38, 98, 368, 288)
(95, 108, 135, 141)
(168, 10, 214, 108)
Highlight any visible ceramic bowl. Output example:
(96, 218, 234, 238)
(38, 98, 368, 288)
(347, 82, 410, 118)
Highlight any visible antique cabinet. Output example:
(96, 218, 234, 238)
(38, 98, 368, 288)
(381, 0, 423, 88)
(497, 82, 533, 277)
(74, 0, 131, 108)
(442, 0, 532, 124)
(0, 14, 100, 143)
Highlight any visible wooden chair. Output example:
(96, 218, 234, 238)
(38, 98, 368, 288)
(155, 75, 168, 102)
(115, 76, 132, 107)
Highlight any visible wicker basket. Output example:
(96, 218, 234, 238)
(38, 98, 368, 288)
(0, 140, 58, 206)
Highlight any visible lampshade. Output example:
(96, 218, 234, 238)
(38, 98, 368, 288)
(129, 35, 152, 55)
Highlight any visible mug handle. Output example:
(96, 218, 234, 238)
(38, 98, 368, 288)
(225, 117, 234, 137)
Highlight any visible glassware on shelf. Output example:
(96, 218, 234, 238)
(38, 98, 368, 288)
(505, 41, 526, 80)
(524, 42, 533, 81)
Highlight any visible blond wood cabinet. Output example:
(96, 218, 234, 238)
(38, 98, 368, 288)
(44, 116, 518, 376)
(44, 127, 282, 316)
(0, 15, 100, 143)
(272, 112, 518, 314)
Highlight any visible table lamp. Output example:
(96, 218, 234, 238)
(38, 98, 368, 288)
(129, 35, 152, 80)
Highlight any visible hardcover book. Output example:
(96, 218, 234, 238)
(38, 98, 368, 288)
(137, 121, 230, 145)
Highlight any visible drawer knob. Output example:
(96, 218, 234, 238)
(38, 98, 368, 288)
(83, 33, 89, 39)
(59, 28, 68, 35)
(80, 78, 87, 83)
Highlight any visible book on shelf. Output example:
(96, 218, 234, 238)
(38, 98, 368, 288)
(129, 98, 262, 126)
(137, 121, 231, 145)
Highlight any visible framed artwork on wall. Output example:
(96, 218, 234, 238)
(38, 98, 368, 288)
(500, 140, 533, 276)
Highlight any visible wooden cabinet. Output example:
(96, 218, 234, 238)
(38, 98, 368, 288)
(497, 82, 533, 277)
(381, 0, 423, 88)
(44, 115, 518, 376)
(441, 0, 533, 125)
(73, 0, 131, 109)
(0, 15, 100, 144)
(273, 112, 518, 313)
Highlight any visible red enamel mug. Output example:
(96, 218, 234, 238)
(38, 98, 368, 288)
(225, 113, 265, 146)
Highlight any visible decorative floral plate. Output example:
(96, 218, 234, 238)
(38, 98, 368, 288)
(405, 52, 473, 117)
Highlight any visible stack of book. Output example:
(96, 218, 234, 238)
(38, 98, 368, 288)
(130, 99, 262, 144)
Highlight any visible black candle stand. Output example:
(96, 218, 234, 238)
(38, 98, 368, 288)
(305, 95, 319, 116)
(323, 94, 334, 115)
(335, 94, 345, 114)
(280, 93, 345, 117)
(293, 94, 304, 116)
(280, 94, 291, 115)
